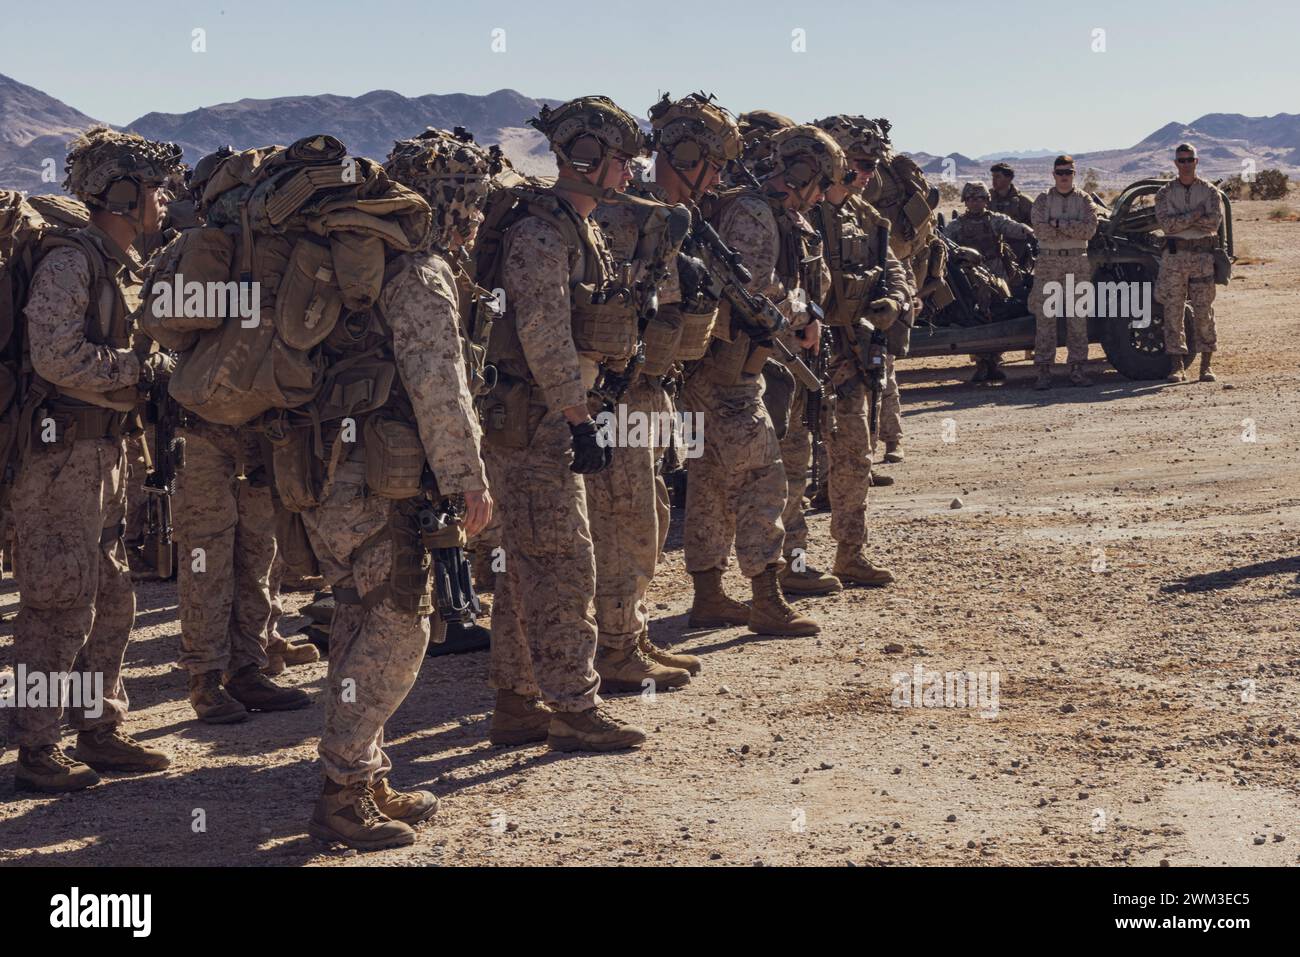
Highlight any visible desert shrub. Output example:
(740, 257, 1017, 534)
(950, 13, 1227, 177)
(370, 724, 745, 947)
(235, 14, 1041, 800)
(1223, 169, 1289, 201)
(936, 180, 961, 204)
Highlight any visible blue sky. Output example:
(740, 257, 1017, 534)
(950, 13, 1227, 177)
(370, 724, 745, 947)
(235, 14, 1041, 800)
(6, 0, 1297, 156)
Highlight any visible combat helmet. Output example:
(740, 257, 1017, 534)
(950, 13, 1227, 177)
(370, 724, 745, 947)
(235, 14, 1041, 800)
(961, 181, 990, 202)
(812, 115, 888, 163)
(529, 96, 645, 173)
(386, 127, 504, 248)
(737, 109, 795, 174)
(766, 125, 847, 193)
(63, 125, 185, 214)
(187, 145, 235, 202)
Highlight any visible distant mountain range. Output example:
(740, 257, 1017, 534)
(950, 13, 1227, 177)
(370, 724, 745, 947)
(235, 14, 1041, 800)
(1, 73, 1297, 196)
(0, 73, 563, 195)
(912, 114, 1300, 190)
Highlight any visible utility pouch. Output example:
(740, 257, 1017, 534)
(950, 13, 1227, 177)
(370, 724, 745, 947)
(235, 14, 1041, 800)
(363, 415, 425, 500)
(481, 374, 534, 449)
(1213, 247, 1232, 285)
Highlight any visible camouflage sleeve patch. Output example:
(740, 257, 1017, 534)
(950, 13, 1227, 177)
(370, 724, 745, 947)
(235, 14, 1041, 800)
(502, 215, 586, 413)
(383, 253, 487, 494)
(24, 245, 141, 392)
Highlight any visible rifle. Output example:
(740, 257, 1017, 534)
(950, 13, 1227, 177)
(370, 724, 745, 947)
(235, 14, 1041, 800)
(592, 197, 691, 410)
(805, 325, 834, 502)
(418, 498, 480, 625)
(684, 215, 822, 393)
(140, 373, 185, 580)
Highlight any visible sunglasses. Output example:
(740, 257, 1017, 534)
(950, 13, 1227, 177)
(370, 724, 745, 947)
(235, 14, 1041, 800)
(1054, 169, 1075, 176)
(1176, 158, 1196, 164)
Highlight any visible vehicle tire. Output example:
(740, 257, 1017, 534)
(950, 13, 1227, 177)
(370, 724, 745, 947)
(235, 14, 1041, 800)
(1101, 299, 1193, 380)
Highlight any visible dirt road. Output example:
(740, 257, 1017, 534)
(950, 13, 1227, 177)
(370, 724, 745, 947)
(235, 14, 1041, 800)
(2, 200, 1297, 867)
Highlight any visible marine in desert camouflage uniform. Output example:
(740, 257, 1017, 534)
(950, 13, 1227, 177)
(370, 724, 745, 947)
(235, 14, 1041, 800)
(861, 119, 939, 460)
(291, 128, 496, 851)
(806, 115, 910, 588)
(980, 161, 1036, 384)
(1154, 143, 1225, 383)
(681, 122, 844, 636)
(141, 147, 313, 725)
(587, 92, 743, 690)
(478, 97, 648, 752)
(8, 127, 180, 793)
(1029, 156, 1099, 389)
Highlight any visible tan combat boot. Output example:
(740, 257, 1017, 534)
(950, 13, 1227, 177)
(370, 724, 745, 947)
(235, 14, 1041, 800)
(748, 564, 820, 636)
(488, 689, 552, 746)
(225, 665, 313, 713)
(595, 642, 691, 694)
(371, 776, 439, 825)
(1166, 355, 1186, 382)
(189, 670, 248, 724)
(1034, 364, 1052, 390)
(14, 745, 101, 793)
(1068, 363, 1092, 387)
(308, 779, 415, 850)
(74, 727, 171, 773)
(638, 630, 701, 676)
(832, 543, 896, 587)
(779, 552, 843, 595)
(547, 706, 647, 752)
(264, 635, 322, 675)
(1199, 354, 1216, 382)
(688, 569, 750, 628)
(869, 470, 894, 487)
(884, 440, 904, 464)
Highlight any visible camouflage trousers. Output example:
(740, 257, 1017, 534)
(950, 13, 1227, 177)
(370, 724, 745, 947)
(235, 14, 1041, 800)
(123, 433, 149, 549)
(680, 369, 786, 578)
(173, 422, 275, 677)
(301, 460, 436, 786)
(879, 353, 901, 445)
(585, 374, 672, 650)
(827, 372, 876, 548)
(1031, 251, 1091, 365)
(484, 409, 600, 713)
(1157, 250, 1216, 354)
(778, 382, 814, 556)
(9, 437, 133, 748)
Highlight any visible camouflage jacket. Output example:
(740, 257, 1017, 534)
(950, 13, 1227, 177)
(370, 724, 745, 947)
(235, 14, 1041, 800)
(1154, 176, 1224, 240)
(1030, 188, 1098, 249)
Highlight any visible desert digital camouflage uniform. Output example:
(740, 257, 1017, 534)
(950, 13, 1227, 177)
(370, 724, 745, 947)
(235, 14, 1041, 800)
(681, 191, 795, 580)
(173, 419, 277, 677)
(807, 193, 910, 551)
(943, 209, 1034, 284)
(301, 252, 486, 785)
(590, 184, 682, 664)
(484, 211, 605, 713)
(989, 183, 1035, 257)
(8, 229, 141, 751)
(1030, 187, 1098, 365)
(1154, 175, 1224, 356)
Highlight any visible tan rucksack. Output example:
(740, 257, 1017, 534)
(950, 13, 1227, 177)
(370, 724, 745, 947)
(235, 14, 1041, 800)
(142, 135, 433, 427)
(0, 190, 97, 495)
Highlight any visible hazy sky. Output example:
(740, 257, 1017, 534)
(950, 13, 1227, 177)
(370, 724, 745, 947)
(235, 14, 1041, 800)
(6, 0, 1297, 156)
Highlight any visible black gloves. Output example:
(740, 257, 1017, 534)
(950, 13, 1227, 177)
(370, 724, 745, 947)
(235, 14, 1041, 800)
(569, 418, 612, 474)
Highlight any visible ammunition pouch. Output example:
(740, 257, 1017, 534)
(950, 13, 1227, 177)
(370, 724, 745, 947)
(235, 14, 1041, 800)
(901, 191, 932, 239)
(265, 419, 322, 512)
(675, 303, 719, 362)
(571, 282, 638, 360)
(640, 307, 683, 378)
(700, 330, 753, 386)
(29, 403, 129, 449)
(741, 341, 775, 377)
(363, 415, 425, 500)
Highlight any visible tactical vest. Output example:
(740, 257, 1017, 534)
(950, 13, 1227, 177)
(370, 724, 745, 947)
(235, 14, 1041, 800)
(23, 229, 139, 449)
(989, 187, 1029, 224)
(694, 187, 812, 385)
(811, 198, 886, 327)
(481, 185, 637, 388)
(951, 213, 1007, 267)
(865, 154, 932, 254)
